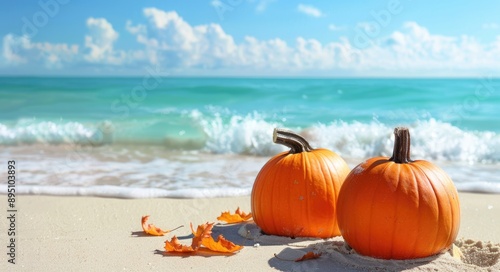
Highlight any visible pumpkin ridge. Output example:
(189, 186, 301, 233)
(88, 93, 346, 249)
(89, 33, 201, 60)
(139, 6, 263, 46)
(291, 154, 304, 237)
(382, 160, 403, 257)
(440, 175, 460, 249)
(422, 161, 460, 243)
(317, 151, 337, 233)
(416, 162, 457, 254)
(413, 163, 443, 255)
(258, 154, 281, 234)
(365, 172, 378, 256)
(367, 160, 393, 256)
(286, 155, 296, 237)
(406, 165, 421, 257)
(272, 157, 288, 235)
(256, 157, 274, 232)
(255, 156, 270, 233)
(264, 156, 284, 234)
(314, 150, 334, 235)
(302, 151, 312, 237)
(389, 163, 402, 258)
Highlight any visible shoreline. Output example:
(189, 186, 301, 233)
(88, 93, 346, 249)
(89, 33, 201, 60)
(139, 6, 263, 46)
(0, 192, 499, 271)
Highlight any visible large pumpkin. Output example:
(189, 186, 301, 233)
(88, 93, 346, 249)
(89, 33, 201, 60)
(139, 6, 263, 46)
(337, 127, 460, 259)
(251, 128, 350, 238)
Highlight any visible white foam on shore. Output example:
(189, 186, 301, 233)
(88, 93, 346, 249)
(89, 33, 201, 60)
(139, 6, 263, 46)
(1, 179, 498, 199)
(1, 116, 500, 198)
(186, 110, 500, 164)
(2, 185, 251, 199)
(455, 182, 500, 194)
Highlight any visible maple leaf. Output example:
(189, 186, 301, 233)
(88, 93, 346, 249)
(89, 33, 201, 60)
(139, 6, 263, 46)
(164, 222, 244, 254)
(202, 234, 244, 253)
(295, 252, 322, 262)
(217, 207, 253, 224)
(190, 222, 215, 250)
(141, 215, 183, 236)
(164, 236, 195, 252)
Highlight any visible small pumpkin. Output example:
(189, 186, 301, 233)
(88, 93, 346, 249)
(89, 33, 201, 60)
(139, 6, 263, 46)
(251, 128, 350, 238)
(337, 127, 460, 259)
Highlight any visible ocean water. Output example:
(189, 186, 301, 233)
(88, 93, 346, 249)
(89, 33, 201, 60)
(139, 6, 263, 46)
(1, 77, 499, 198)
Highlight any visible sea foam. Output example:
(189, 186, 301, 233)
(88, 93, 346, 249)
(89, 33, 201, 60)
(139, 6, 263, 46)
(1, 115, 499, 165)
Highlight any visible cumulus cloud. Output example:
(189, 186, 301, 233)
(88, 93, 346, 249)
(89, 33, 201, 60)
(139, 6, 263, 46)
(371, 22, 500, 72)
(2, 34, 78, 67)
(127, 8, 238, 68)
(125, 12, 500, 75)
(297, 4, 323, 18)
(2, 7, 500, 76)
(1, 17, 146, 71)
(84, 17, 124, 64)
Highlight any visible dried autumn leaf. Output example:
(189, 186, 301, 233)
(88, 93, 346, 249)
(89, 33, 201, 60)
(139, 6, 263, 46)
(164, 236, 195, 252)
(142, 215, 167, 236)
(164, 222, 244, 255)
(202, 234, 244, 253)
(141, 215, 183, 236)
(295, 252, 321, 262)
(190, 222, 214, 250)
(217, 207, 252, 224)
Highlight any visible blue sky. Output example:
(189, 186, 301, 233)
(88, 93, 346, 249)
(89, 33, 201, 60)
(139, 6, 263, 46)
(1, 0, 500, 77)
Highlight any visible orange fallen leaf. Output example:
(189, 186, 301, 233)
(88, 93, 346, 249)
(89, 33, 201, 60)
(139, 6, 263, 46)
(190, 222, 214, 250)
(141, 215, 183, 236)
(217, 207, 252, 224)
(295, 251, 321, 262)
(202, 234, 244, 253)
(164, 236, 195, 252)
(164, 222, 244, 254)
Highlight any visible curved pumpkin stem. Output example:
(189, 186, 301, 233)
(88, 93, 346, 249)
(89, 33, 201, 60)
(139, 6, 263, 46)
(389, 127, 413, 164)
(273, 128, 313, 153)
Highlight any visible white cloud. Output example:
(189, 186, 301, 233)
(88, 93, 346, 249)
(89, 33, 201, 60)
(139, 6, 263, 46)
(2, 34, 26, 65)
(124, 8, 356, 71)
(355, 21, 500, 73)
(2, 7, 500, 76)
(127, 8, 238, 68)
(125, 20, 146, 36)
(84, 17, 123, 64)
(125, 13, 500, 75)
(2, 34, 78, 67)
(1, 17, 144, 71)
(297, 4, 323, 18)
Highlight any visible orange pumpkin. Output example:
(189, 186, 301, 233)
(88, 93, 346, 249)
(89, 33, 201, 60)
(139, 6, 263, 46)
(337, 127, 460, 259)
(251, 128, 350, 238)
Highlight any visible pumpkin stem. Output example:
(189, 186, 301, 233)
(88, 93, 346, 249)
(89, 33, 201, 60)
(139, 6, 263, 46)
(273, 128, 313, 153)
(389, 127, 413, 164)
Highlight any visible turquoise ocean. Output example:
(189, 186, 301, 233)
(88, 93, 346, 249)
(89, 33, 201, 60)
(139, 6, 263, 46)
(1, 77, 499, 198)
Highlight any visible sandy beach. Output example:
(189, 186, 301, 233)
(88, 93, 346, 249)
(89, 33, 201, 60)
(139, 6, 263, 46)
(0, 192, 498, 271)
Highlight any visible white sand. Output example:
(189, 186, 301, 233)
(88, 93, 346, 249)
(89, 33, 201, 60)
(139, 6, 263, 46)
(0, 192, 498, 271)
